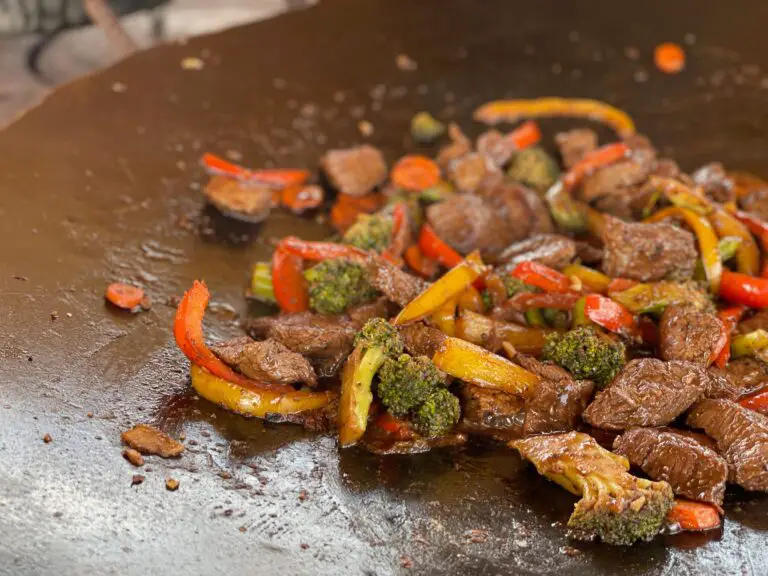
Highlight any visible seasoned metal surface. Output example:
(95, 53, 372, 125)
(1, 1, 768, 574)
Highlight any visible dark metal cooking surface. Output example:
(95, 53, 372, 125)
(2, 1, 768, 574)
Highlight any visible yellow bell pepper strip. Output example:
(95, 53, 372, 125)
(190, 364, 335, 418)
(645, 206, 722, 294)
(393, 252, 489, 325)
(563, 264, 612, 294)
(610, 281, 711, 315)
(726, 206, 768, 252)
(432, 336, 540, 396)
(729, 170, 768, 200)
(430, 297, 457, 336)
(731, 329, 768, 359)
(247, 262, 276, 304)
(708, 208, 760, 276)
(338, 346, 373, 446)
(455, 309, 553, 356)
(457, 285, 484, 313)
(719, 270, 768, 309)
(473, 97, 636, 138)
(648, 176, 712, 215)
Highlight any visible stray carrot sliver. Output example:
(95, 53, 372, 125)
(330, 193, 385, 232)
(655, 43, 686, 74)
(391, 155, 441, 192)
(105, 283, 145, 310)
(667, 499, 720, 532)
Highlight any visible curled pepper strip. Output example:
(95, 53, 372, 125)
(726, 206, 768, 252)
(174, 280, 292, 394)
(201, 152, 310, 189)
(708, 209, 761, 276)
(645, 206, 722, 294)
(278, 237, 368, 262)
(271, 246, 309, 313)
(473, 97, 636, 138)
(667, 499, 721, 533)
(582, 294, 637, 337)
(506, 120, 542, 150)
(719, 270, 768, 308)
(713, 306, 746, 368)
(649, 176, 712, 215)
(418, 223, 464, 268)
(563, 142, 631, 190)
(510, 261, 572, 293)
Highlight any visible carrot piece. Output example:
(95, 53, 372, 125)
(330, 193, 385, 232)
(654, 43, 686, 74)
(105, 283, 145, 310)
(391, 155, 441, 192)
(418, 223, 463, 268)
(667, 499, 721, 532)
(271, 247, 309, 313)
(281, 184, 324, 214)
(404, 245, 439, 278)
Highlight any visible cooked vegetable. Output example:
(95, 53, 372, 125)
(740, 388, 768, 413)
(731, 329, 768, 360)
(248, 262, 276, 304)
(281, 184, 324, 213)
(432, 336, 540, 396)
(391, 155, 441, 192)
(419, 180, 455, 204)
(510, 261, 572, 293)
(500, 120, 543, 151)
(654, 42, 686, 74)
(507, 146, 560, 193)
(667, 499, 721, 532)
(278, 237, 367, 262)
(105, 283, 145, 310)
(342, 212, 394, 253)
(304, 259, 379, 315)
(330, 192, 386, 232)
(650, 175, 711, 215)
(418, 222, 464, 268)
(727, 207, 768, 252)
(582, 294, 637, 337)
(339, 318, 404, 446)
(542, 326, 626, 388)
(610, 281, 711, 315)
(457, 286, 484, 313)
(411, 388, 461, 438)
(510, 291, 583, 311)
(563, 264, 612, 294)
(377, 354, 445, 417)
(271, 247, 309, 313)
(719, 270, 768, 308)
(563, 142, 631, 190)
(410, 111, 446, 144)
(511, 432, 675, 545)
(455, 310, 552, 356)
(503, 276, 537, 298)
(714, 306, 746, 368)
(473, 98, 636, 138)
(430, 297, 457, 336)
(201, 152, 310, 188)
(545, 181, 590, 233)
(404, 245, 439, 278)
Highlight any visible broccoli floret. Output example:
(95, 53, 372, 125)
(512, 431, 674, 546)
(304, 259, 379, 315)
(411, 388, 461, 438)
(507, 147, 560, 193)
(377, 354, 446, 417)
(542, 326, 625, 388)
(503, 276, 537, 298)
(411, 111, 446, 144)
(342, 213, 394, 253)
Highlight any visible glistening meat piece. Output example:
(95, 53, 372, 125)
(436, 123, 472, 169)
(398, 323, 447, 358)
(687, 399, 768, 492)
(692, 162, 735, 204)
(364, 257, 429, 308)
(477, 180, 554, 239)
(658, 305, 724, 366)
(613, 427, 728, 506)
(555, 128, 598, 169)
(204, 175, 273, 222)
(583, 359, 708, 431)
(497, 234, 577, 272)
(320, 145, 387, 197)
(121, 424, 184, 458)
(211, 336, 317, 387)
(458, 384, 525, 441)
(600, 215, 697, 282)
(447, 152, 500, 194)
(722, 357, 768, 396)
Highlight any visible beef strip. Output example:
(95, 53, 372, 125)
(516, 355, 594, 435)
(447, 152, 501, 194)
(583, 359, 708, 431)
(579, 154, 653, 205)
(600, 215, 697, 281)
(687, 398, 768, 492)
(658, 305, 724, 366)
(121, 424, 184, 458)
(739, 188, 768, 222)
(705, 367, 742, 400)
(723, 357, 768, 396)
(497, 234, 577, 272)
(476, 129, 517, 168)
(204, 175, 273, 222)
(555, 128, 598, 169)
(364, 257, 429, 307)
(211, 337, 317, 387)
(458, 384, 525, 440)
(399, 323, 447, 358)
(264, 398, 339, 432)
(613, 427, 728, 506)
(692, 162, 735, 204)
(346, 297, 395, 326)
(320, 144, 387, 197)
(514, 184, 555, 236)
(436, 123, 472, 169)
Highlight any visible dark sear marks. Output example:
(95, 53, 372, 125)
(658, 305, 724, 366)
(211, 337, 318, 387)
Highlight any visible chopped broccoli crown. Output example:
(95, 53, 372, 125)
(542, 326, 625, 388)
(377, 354, 445, 417)
(503, 276, 538, 299)
(355, 318, 404, 357)
(342, 213, 394, 253)
(507, 147, 560, 193)
(304, 259, 379, 315)
(411, 388, 461, 438)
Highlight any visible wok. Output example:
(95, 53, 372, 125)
(1, 1, 767, 574)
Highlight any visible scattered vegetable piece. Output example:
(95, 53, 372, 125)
(430, 297, 458, 336)
(510, 261, 573, 294)
(654, 43, 686, 74)
(708, 208, 760, 276)
(582, 294, 637, 336)
(201, 152, 310, 188)
(330, 192, 386, 232)
(391, 155, 441, 192)
(727, 207, 768, 252)
(563, 264, 612, 294)
(105, 283, 145, 310)
(271, 247, 309, 313)
(714, 306, 745, 368)
(248, 262, 276, 304)
(411, 112, 446, 144)
(404, 245, 439, 278)
(719, 270, 768, 308)
(731, 329, 768, 359)
(281, 184, 324, 213)
(375, 411, 414, 440)
(739, 388, 768, 414)
(610, 281, 710, 315)
(418, 223, 464, 268)
(505, 120, 542, 151)
(278, 237, 367, 262)
(667, 499, 721, 532)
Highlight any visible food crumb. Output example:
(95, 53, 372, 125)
(42, 433, 52, 444)
(624, 46, 640, 60)
(121, 424, 184, 458)
(300, 543, 310, 550)
(225, 149, 243, 162)
(65, 312, 73, 318)
(86, 412, 93, 418)
(400, 556, 414, 569)
(181, 57, 205, 70)
(298, 489, 309, 501)
(396, 53, 418, 71)
(219, 471, 232, 479)
(165, 478, 180, 491)
(112, 82, 127, 93)
(464, 529, 488, 543)
(50, 311, 59, 321)
(560, 545, 582, 556)
(131, 474, 145, 486)
(357, 120, 374, 137)
(238, 526, 247, 533)
(122, 448, 145, 467)
(140, 295, 152, 310)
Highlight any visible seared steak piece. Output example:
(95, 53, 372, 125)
(736, 308, 768, 334)
(692, 163, 735, 204)
(478, 180, 554, 239)
(723, 357, 768, 396)
(320, 145, 387, 197)
(476, 130, 516, 168)
(705, 367, 742, 400)
(211, 337, 317, 387)
(459, 384, 525, 440)
(516, 355, 594, 435)
(687, 399, 768, 492)
(517, 185, 555, 235)
(740, 188, 768, 223)
(583, 359, 708, 431)
(613, 427, 728, 506)
(600, 215, 697, 281)
(399, 323, 447, 358)
(555, 128, 598, 169)
(580, 160, 650, 205)
(575, 241, 603, 265)
(364, 256, 429, 307)
(264, 399, 339, 432)
(447, 152, 500, 194)
(436, 123, 472, 169)
(497, 234, 577, 272)
(204, 176, 273, 222)
(659, 305, 724, 366)
(346, 297, 395, 326)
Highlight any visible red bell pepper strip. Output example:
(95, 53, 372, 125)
(374, 412, 414, 440)
(278, 236, 368, 262)
(506, 120, 541, 150)
(509, 292, 583, 311)
(418, 223, 463, 268)
(762, 261, 768, 279)
(667, 499, 721, 532)
(583, 294, 637, 336)
(510, 261, 572, 293)
(713, 306, 746, 368)
(201, 153, 310, 188)
(174, 280, 292, 394)
(381, 202, 409, 265)
(404, 245, 439, 278)
(606, 278, 639, 294)
(637, 316, 659, 347)
(728, 207, 768, 251)
(562, 143, 630, 190)
(740, 387, 768, 414)
(719, 269, 768, 308)
(271, 247, 309, 313)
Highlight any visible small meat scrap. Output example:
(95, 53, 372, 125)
(364, 256, 429, 308)
(464, 529, 489, 543)
(121, 424, 184, 458)
(476, 130, 516, 167)
(447, 152, 499, 194)
(722, 357, 768, 397)
(692, 163, 735, 204)
(320, 145, 387, 197)
(122, 448, 145, 467)
(165, 478, 180, 491)
(398, 323, 447, 358)
(204, 175, 273, 222)
(131, 474, 145, 486)
(396, 53, 418, 71)
(659, 305, 724, 366)
(211, 337, 318, 387)
(555, 128, 598, 169)
(43, 433, 52, 444)
(497, 234, 577, 272)
(600, 215, 697, 282)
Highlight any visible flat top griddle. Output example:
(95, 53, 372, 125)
(1, 1, 767, 574)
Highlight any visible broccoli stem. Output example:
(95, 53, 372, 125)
(248, 262, 276, 304)
(339, 346, 388, 446)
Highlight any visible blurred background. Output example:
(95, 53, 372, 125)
(0, 0, 314, 124)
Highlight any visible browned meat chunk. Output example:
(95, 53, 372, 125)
(211, 336, 317, 387)
(204, 176, 273, 222)
(736, 308, 768, 334)
(555, 129, 597, 169)
(580, 157, 651, 205)
(364, 257, 429, 307)
(263, 398, 339, 432)
(320, 145, 386, 197)
(600, 215, 697, 281)
(458, 384, 524, 440)
(723, 357, 768, 396)
(497, 234, 577, 272)
(575, 241, 603, 265)
(436, 123, 472, 169)
(613, 428, 728, 506)
(121, 424, 184, 458)
(740, 188, 768, 222)
(658, 305, 724, 366)
(346, 297, 395, 326)
(687, 398, 768, 492)
(476, 130, 516, 167)
(478, 180, 554, 239)
(517, 185, 555, 235)
(399, 323, 447, 358)
(447, 152, 500, 194)
(583, 359, 708, 431)
(516, 355, 594, 435)
(705, 367, 742, 400)
(692, 163, 735, 204)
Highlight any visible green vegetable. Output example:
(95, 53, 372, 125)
(480, 290, 493, 312)
(342, 213, 393, 253)
(572, 296, 591, 328)
(545, 182, 589, 233)
(377, 354, 446, 417)
(304, 259, 379, 315)
(512, 432, 675, 546)
(419, 180, 455, 204)
(503, 276, 537, 298)
(248, 262, 276, 304)
(731, 329, 768, 360)
(525, 309, 546, 327)
(542, 326, 625, 388)
(507, 147, 560, 193)
(411, 388, 460, 438)
(542, 307, 570, 329)
(610, 281, 711, 315)
(410, 111, 446, 144)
